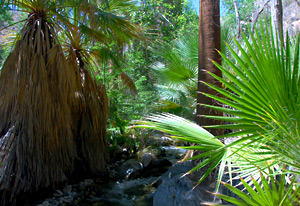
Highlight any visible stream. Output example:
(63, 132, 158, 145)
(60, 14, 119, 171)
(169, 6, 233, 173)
(34, 146, 188, 206)
(88, 177, 157, 206)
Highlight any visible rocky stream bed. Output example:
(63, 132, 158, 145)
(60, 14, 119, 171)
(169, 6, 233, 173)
(26, 141, 224, 206)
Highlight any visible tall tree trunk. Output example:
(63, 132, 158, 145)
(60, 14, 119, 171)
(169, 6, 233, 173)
(271, 0, 283, 41)
(197, 0, 223, 136)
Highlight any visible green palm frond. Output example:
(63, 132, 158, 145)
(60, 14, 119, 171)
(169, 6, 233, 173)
(133, 113, 228, 190)
(134, 21, 300, 195)
(152, 32, 198, 116)
(221, 20, 235, 59)
(212, 170, 300, 206)
(203, 21, 300, 175)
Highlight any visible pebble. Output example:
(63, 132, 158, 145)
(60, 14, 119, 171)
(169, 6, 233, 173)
(42, 201, 50, 206)
(84, 179, 94, 187)
(63, 185, 72, 193)
(53, 189, 64, 197)
(34, 151, 175, 206)
(78, 181, 85, 191)
(64, 195, 73, 203)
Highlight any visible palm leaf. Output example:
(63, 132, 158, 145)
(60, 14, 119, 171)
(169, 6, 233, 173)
(213, 171, 300, 206)
(133, 113, 228, 190)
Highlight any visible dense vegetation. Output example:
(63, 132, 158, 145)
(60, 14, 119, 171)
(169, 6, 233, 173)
(0, 0, 299, 205)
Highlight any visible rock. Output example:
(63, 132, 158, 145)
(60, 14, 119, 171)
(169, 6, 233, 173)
(59, 197, 64, 204)
(78, 181, 85, 191)
(53, 189, 64, 197)
(157, 148, 166, 157)
(161, 146, 188, 160)
(151, 177, 162, 188)
(153, 158, 172, 168)
(45, 198, 59, 206)
(153, 161, 219, 206)
(145, 137, 159, 147)
(109, 170, 117, 179)
(41, 201, 50, 206)
(84, 179, 94, 187)
(115, 158, 143, 179)
(63, 185, 72, 194)
(160, 136, 174, 146)
(291, 20, 300, 36)
(141, 153, 155, 168)
(63, 195, 74, 203)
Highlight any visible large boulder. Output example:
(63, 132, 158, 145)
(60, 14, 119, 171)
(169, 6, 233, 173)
(141, 153, 155, 168)
(153, 161, 220, 206)
(115, 159, 143, 179)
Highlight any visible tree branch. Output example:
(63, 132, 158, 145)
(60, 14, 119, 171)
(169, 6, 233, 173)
(233, 0, 241, 40)
(251, 0, 270, 33)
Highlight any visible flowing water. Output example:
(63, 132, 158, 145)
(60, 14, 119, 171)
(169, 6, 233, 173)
(88, 177, 157, 206)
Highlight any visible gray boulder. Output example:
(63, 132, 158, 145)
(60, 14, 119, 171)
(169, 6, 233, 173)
(141, 153, 155, 168)
(115, 158, 143, 179)
(153, 161, 219, 206)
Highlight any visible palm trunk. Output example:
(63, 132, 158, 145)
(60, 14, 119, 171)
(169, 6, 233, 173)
(197, 0, 223, 136)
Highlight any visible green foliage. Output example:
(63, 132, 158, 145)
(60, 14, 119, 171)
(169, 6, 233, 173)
(134, 113, 228, 190)
(102, 48, 159, 128)
(134, 22, 300, 195)
(152, 31, 198, 119)
(213, 170, 300, 206)
(132, 0, 198, 43)
(103, 0, 199, 129)
(205, 22, 300, 176)
(0, 4, 14, 68)
(151, 20, 236, 119)
(221, 0, 256, 35)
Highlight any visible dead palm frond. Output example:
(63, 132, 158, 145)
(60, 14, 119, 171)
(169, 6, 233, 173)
(0, 0, 105, 204)
(0, 5, 77, 204)
(67, 47, 109, 174)
(60, 0, 143, 172)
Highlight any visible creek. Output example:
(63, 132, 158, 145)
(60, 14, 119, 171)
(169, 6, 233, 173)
(34, 146, 188, 206)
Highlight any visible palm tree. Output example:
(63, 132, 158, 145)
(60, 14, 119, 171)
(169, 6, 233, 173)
(134, 23, 300, 196)
(0, 0, 143, 204)
(152, 22, 235, 119)
(61, 0, 143, 176)
(0, 1, 77, 204)
(152, 31, 198, 119)
(197, 0, 223, 136)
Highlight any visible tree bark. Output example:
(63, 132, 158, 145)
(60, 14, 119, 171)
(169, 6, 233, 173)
(233, 0, 241, 40)
(197, 0, 223, 136)
(271, 0, 283, 41)
(251, 0, 270, 33)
